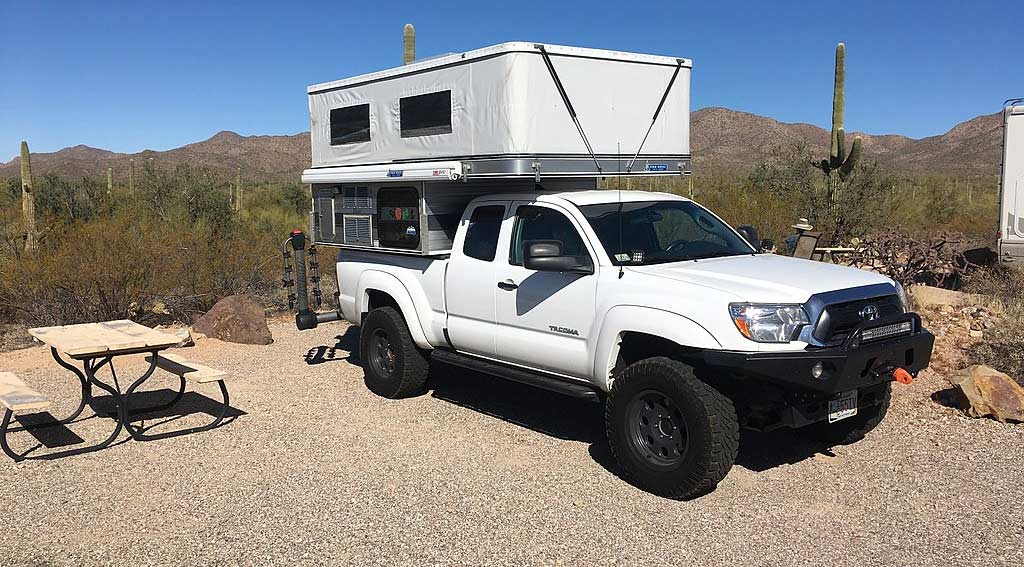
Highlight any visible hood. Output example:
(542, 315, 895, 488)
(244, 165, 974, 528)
(628, 253, 895, 304)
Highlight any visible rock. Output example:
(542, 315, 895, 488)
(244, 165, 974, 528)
(192, 295, 273, 345)
(950, 365, 1024, 423)
(909, 286, 977, 312)
(969, 330, 984, 339)
(157, 326, 195, 348)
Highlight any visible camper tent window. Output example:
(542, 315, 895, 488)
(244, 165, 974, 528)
(377, 186, 421, 250)
(330, 104, 371, 145)
(399, 91, 452, 137)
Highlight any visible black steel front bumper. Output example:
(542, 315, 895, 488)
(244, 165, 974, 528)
(702, 313, 935, 395)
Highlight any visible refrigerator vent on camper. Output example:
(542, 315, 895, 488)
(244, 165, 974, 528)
(343, 215, 372, 245)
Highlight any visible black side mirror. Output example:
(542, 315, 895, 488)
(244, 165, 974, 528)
(736, 225, 760, 248)
(523, 240, 594, 274)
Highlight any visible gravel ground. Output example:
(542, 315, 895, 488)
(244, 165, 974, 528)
(1, 318, 1022, 566)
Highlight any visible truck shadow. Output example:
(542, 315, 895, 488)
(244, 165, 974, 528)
(428, 362, 834, 478)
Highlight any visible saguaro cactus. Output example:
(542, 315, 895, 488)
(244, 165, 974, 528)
(129, 158, 135, 194)
(20, 141, 37, 254)
(107, 167, 113, 195)
(403, 24, 415, 65)
(235, 167, 242, 212)
(816, 43, 862, 178)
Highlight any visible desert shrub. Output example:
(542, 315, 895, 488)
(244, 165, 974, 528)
(746, 143, 894, 245)
(963, 267, 1024, 383)
(0, 165, 308, 327)
(847, 230, 986, 288)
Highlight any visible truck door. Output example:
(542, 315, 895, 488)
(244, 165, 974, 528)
(493, 201, 599, 379)
(444, 202, 508, 358)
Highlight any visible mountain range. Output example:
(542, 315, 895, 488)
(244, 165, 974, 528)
(1, 107, 1004, 183)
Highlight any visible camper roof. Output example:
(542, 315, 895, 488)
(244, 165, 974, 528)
(307, 42, 692, 94)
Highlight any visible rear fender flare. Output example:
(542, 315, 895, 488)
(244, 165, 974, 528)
(357, 270, 431, 349)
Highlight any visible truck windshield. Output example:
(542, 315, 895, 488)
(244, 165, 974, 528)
(580, 201, 754, 265)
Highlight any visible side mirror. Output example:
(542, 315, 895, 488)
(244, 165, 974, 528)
(523, 240, 594, 274)
(736, 225, 760, 248)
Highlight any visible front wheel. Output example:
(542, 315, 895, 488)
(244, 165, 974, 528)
(359, 307, 429, 399)
(605, 357, 739, 499)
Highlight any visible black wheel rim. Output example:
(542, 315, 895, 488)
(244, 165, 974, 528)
(625, 389, 689, 468)
(368, 329, 397, 377)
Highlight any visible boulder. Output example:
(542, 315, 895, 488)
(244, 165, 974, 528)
(192, 295, 273, 345)
(908, 286, 977, 312)
(949, 365, 1024, 423)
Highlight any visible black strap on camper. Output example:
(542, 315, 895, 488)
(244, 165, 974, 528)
(626, 59, 685, 173)
(535, 44, 602, 173)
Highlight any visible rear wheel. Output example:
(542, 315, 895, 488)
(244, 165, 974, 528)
(605, 357, 739, 499)
(359, 307, 429, 398)
(800, 383, 891, 445)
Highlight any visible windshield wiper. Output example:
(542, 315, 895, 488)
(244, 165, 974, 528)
(687, 251, 745, 261)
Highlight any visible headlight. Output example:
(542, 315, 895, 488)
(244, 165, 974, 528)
(729, 303, 810, 343)
(894, 282, 909, 313)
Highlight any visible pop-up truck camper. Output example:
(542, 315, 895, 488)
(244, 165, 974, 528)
(286, 42, 934, 498)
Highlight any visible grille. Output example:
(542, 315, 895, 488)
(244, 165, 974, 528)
(817, 294, 903, 345)
(343, 214, 372, 245)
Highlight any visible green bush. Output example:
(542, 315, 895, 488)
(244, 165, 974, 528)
(0, 164, 308, 327)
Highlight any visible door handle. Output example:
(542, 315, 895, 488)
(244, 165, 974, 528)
(497, 280, 518, 291)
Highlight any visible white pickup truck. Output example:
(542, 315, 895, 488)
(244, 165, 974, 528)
(311, 189, 934, 498)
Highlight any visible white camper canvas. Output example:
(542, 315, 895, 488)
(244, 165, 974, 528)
(306, 42, 691, 170)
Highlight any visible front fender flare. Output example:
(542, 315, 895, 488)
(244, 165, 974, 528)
(356, 270, 431, 349)
(593, 305, 722, 391)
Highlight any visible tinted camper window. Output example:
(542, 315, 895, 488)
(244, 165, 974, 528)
(330, 104, 370, 145)
(400, 91, 452, 137)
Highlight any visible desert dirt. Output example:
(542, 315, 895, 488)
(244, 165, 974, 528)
(1, 317, 1022, 566)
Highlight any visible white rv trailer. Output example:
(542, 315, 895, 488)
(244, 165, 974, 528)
(998, 99, 1024, 266)
(301, 42, 692, 255)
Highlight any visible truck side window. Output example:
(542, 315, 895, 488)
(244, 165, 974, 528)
(509, 205, 588, 266)
(462, 205, 505, 261)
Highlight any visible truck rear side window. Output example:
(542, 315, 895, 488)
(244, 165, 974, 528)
(462, 205, 504, 261)
(330, 104, 371, 145)
(400, 91, 452, 137)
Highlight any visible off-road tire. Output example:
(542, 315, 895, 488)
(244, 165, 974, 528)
(359, 307, 429, 399)
(800, 383, 891, 445)
(605, 357, 740, 499)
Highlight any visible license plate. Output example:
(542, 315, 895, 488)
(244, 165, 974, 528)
(828, 390, 858, 423)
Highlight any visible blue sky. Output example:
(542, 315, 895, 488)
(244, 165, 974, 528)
(2, 1, 1021, 155)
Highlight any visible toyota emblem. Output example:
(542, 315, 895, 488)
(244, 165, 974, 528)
(859, 304, 880, 321)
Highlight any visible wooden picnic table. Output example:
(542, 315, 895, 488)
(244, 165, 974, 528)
(9, 321, 182, 459)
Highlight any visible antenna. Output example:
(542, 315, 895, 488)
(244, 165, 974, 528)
(617, 142, 624, 279)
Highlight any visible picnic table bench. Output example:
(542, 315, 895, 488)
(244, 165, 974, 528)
(1, 320, 233, 461)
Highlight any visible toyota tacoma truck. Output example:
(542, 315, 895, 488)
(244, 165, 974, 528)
(288, 189, 934, 498)
(288, 41, 934, 498)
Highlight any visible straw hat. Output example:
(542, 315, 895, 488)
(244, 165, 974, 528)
(791, 218, 814, 231)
